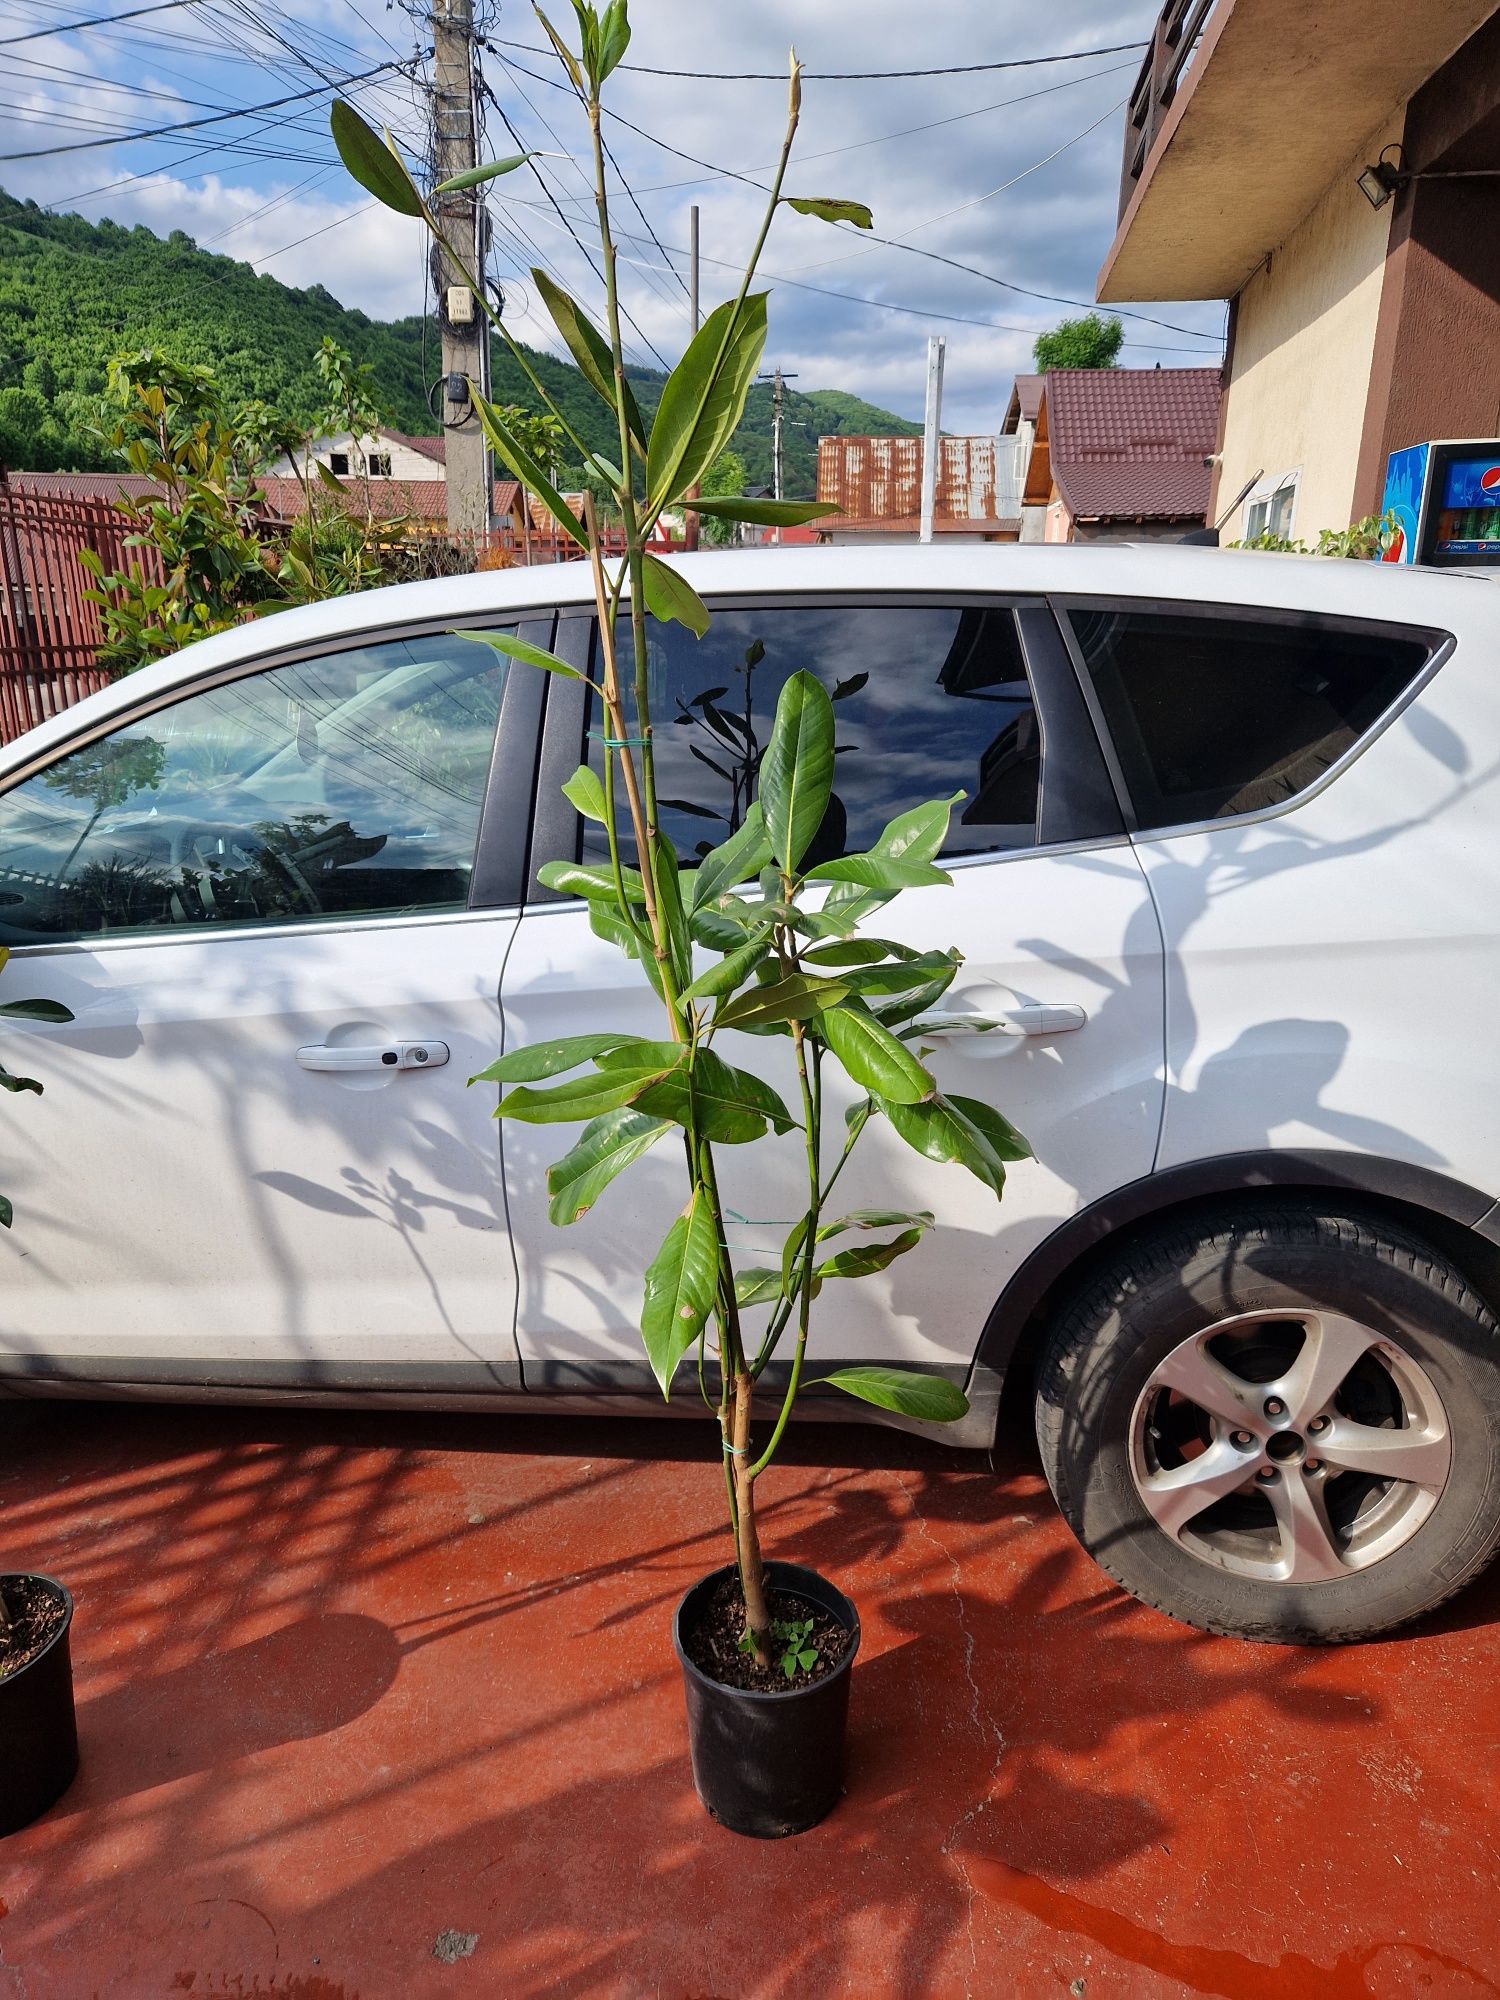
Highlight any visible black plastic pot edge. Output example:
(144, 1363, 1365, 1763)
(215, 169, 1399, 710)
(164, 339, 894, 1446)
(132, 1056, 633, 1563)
(0, 1572, 79, 1839)
(673, 1559, 860, 1840)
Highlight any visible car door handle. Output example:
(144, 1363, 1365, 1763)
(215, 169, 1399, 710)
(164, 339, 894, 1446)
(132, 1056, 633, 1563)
(921, 1004, 1087, 1037)
(296, 1040, 450, 1073)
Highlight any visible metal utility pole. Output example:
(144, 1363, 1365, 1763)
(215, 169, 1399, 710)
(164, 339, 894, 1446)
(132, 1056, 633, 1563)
(683, 204, 702, 552)
(919, 334, 946, 545)
(757, 365, 798, 543)
(430, 0, 488, 540)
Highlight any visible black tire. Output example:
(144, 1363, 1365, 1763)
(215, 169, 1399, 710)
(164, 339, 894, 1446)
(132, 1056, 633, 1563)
(1034, 1204, 1500, 1643)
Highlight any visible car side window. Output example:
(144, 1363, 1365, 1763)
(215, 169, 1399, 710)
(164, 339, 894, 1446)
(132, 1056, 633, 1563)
(0, 628, 510, 944)
(1065, 606, 1432, 831)
(582, 601, 1041, 869)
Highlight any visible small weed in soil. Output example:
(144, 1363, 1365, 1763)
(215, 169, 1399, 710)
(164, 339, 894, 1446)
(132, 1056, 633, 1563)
(684, 1577, 851, 1693)
(0, 1577, 65, 1684)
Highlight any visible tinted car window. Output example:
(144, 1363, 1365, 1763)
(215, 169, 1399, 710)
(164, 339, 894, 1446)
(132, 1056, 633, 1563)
(1066, 607, 1431, 830)
(583, 602, 1040, 868)
(0, 629, 509, 944)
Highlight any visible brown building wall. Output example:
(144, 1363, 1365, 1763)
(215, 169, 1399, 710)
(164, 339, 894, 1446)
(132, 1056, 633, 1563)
(1353, 10, 1500, 516)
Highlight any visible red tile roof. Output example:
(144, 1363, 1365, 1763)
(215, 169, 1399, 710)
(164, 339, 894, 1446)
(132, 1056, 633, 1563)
(380, 429, 446, 464)
(815, 435, 1019, 535)
(7, 470, 163, 502)
(1044, 367, 1220, 522)
(254, 476, 449, 522)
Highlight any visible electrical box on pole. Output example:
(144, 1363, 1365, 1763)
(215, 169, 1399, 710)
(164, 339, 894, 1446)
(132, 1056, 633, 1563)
(430, 0, 488, 540)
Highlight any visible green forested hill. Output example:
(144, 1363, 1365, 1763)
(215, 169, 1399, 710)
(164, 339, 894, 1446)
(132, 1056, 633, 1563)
(0, 197, 920, 492)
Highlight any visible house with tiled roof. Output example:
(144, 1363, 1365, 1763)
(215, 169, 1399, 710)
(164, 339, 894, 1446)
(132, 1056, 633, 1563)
(266, 425, 447, 487)
(1008, 367, 1221, 543)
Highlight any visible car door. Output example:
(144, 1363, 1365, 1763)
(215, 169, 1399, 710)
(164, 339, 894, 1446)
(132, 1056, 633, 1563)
(496, 593, 1166, 1394)
(0, 611, 548, 1395)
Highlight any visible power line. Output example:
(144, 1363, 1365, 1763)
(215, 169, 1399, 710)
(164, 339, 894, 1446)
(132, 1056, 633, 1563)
(0, 0, 202, 45)
(486, 34, 1149, 81)
(476, 73, 669, 371)
(0, 57, 412, 159)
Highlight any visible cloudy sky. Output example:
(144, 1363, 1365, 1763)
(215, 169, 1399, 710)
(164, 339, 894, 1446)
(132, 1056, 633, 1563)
(2, 0, 1227, 432)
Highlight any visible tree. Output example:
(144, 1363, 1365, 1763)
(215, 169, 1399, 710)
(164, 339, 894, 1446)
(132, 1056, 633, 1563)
(1033, 312, 1124, 371)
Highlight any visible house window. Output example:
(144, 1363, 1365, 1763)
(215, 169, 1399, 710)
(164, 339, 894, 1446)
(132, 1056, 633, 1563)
(328, 452, 350, 476)
(1244, 473, 1299, 543)
(365, 452, 392, 478)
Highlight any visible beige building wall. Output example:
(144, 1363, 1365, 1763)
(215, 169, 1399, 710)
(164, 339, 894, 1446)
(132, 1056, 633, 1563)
(1218, 113, 1402, 542)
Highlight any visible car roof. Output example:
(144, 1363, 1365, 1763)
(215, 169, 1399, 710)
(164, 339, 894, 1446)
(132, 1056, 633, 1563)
(2, 542, 1487, 775)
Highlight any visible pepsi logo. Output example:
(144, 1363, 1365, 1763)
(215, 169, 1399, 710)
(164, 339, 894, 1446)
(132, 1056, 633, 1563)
(1481, 465, 1500, 492)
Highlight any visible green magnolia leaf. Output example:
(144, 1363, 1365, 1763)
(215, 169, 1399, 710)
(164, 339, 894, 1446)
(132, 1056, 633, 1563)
(878, 969, 962, 1029)
(801, 938, 915, 968)
(948, 1092, 1032, 1163)
(641, 553, 709, 638)
(596, 0, 630, 80)
(760, 670, 834, 874)
(691, 803, 773, 912)
(460, 629, 592, 682)
(435, 154, 530, 193)
(546, 1107, 669, 1225)
(824, 790, 965, 925)
(714, 972, 847, 1031)
(0, 998, 73, 1023)
(804, 854, 952, 891)
(874, 1089, 1011, 1196)
(687, 496, 839, 526)
(589, 899, 664, 994)
(843, 951, 961, 999)
(689, 898, 757, 952)
(496, 1057, 678, 1125)
(535, 5, 585, 90)
(0, 1067, 42, 1096)
(681, 926, 773, 1002)
(531, 267, 646, 447)
(818, 1001, 934, 1105)
(330, 100, 423, 216)
(473, 390, 587, 545)
(785, 196, 875, 229)
(562, 763, 608, 822)
(536, 859, 646, 901)
(814, 1226, 925, 1281)
(821, 1367, 970, 1423)
(733, 1266, 784, 1310)
(816, 1207, 933, 1242)
(470, 1032, 644, 1086)
(646, 292, 769, 511)
(641, 1187, 723, 1398)
(632, 1047, 796, 1144)
(652, 835, 693, 995)
(314, 460, 346, 492)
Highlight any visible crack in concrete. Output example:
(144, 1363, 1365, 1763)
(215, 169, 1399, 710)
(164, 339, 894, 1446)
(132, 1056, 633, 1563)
(895, 1469, 1006, 2000)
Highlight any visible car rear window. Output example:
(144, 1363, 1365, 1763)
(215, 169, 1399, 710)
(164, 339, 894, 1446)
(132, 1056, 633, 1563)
(1064, 606, 1434, 831)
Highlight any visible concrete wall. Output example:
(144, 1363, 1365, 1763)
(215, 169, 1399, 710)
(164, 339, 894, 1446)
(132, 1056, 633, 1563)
(1216, 113, 1401, 542)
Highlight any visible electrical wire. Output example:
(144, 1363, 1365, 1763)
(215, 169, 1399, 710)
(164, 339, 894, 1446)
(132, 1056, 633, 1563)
(0, 57, 412, 159)
(0, 0, 202, 45)
(485, 34, 1150, 81)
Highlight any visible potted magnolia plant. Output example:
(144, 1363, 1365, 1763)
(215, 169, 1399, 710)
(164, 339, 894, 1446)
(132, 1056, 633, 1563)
(333, 2, 1028, 1838)
(0, 948, 78, 1836)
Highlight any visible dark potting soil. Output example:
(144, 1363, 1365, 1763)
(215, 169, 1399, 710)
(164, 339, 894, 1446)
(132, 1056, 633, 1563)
(0, 1576, 65, 1684)
(683, 1576, 852, 1694)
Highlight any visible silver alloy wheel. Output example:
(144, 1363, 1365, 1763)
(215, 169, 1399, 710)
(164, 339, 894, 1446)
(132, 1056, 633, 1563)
(1128, 1309, 1452, 1583)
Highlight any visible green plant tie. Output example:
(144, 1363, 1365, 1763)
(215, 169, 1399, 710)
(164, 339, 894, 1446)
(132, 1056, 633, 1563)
(589, 729, 650, 748)
(721, 1440, 748, 1455)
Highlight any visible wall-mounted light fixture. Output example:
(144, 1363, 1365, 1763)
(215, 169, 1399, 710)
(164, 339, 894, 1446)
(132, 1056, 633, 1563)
(1358, 141, 1500, 210)
(1357, 147, 1407, 209)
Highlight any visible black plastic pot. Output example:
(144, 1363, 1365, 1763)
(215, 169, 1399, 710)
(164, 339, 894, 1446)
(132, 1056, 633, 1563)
(673, 1560, 860, 1839)
(0, 1575, 78, 1837)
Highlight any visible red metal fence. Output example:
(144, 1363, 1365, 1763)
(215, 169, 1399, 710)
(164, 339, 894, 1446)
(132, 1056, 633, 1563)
(0, 470, 160, 745)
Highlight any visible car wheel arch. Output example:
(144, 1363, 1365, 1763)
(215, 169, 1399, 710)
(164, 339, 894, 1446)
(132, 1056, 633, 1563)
(972, 1150, 1500, 1403)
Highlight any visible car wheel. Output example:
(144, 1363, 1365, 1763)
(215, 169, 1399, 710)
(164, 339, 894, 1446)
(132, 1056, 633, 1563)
(1034, 1205, 1500, 1643)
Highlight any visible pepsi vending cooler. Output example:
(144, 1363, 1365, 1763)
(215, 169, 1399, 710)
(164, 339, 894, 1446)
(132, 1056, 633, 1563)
(1380, 439, 1500, 567)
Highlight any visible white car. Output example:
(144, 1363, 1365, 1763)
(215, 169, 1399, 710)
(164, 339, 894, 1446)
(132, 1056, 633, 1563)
(2, 544, 1497, 1644)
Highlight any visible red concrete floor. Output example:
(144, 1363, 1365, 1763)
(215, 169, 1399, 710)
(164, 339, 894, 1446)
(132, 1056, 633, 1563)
(0, 1395, 1496, 2000)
